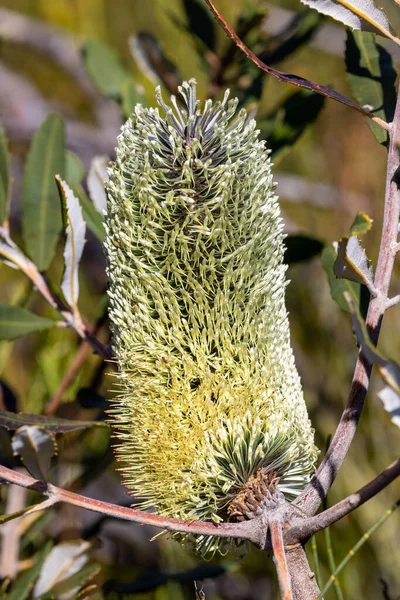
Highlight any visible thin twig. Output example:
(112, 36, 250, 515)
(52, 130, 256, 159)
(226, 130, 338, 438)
(0, 229, 112, 362)
(0, 465, 260, 546)
(270, 519, 293, 600)
(290, 458, 400, 540)
(203, 0, 388, 130)
(296, 81, 400, 516)
(386, 294, 400, 309)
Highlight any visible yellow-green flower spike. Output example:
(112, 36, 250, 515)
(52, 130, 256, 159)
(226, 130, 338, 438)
(105, 79, 318, 555)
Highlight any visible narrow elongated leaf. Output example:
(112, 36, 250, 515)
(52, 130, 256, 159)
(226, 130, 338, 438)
(65, 151, 85, 186)
(259, 11, 323, 66)
(7, 542, 53, 600)
(82, 39, 129, 100)
(78, 192, 105, 242)
(33, 540, 91, 598)
(321, 245, 361, 312)
(129, 32, 180, 93)
(87, 156, 109, 215)
(22, 114, 65, 271)
(334, 235, 374, 286)
(346, 292, 400, 427)
(0, 121, 9, 224)
(300, 0, 397, 40)
(38, 563, 100, 599)
(11, 425, 57, 479)
(56, 177, 86, 313)
(0, 304, 56, 340)
(346, 31, 397, 144)
(0, 409, 108, 432)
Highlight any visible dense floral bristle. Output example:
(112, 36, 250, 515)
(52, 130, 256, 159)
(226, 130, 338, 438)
(105, 79, 318, 555)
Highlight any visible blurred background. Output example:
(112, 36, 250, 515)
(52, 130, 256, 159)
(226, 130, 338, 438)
(0, 0, 399, 598)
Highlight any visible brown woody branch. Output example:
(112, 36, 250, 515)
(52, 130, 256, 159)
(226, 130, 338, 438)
(203, 0, 388, 130)
(288, 458, 400, 542)
(296, 80, 400, 516)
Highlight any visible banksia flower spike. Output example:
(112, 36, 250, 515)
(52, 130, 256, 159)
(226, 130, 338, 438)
(105, 79, 318, 555)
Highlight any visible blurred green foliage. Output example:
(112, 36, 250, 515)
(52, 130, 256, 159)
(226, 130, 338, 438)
(0, 0, 399, 599)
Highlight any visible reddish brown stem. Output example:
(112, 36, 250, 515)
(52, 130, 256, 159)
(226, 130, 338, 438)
(270, 519, 293, 600)
(203, 0, 388, 129)
(0, 465, 259, 545)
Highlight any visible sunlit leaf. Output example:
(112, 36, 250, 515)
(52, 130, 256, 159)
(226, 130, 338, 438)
(82, 39, 129, 100)
(346, 31, 397, 144)
(0, 304, 56, 340)
(0, 409, 108, 432)
(7, 542, 53, 600)
(334, 235, 374, 287)
(38, 563, 100, 600)
(129, 32, 180, 93)
(11, 425, 57, 479)
(22, 114, 65, 272)
(56, 177, 86, 313)
(87, 156, 109, 215)
(300, 0, 397, 40)
(348, 210, 373, 235)
(33, 540, 91, 599)
(321, 245, 361, 312)
(0, 121, 10, 225)
(345, 292, 400, 427)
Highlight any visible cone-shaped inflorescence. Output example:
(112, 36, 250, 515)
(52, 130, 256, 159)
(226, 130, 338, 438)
(105, 79, 317, 555)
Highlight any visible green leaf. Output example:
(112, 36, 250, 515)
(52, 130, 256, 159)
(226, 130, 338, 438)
(121, 77, 147, 117)
(56, 177, 86, 312)
(334, 235, 374, 287)
(7, 542, 53, 600)
(0, 503, 50, 525)
(82, 39, 129, 100)
(0, 409, 108, 433)
(258, 90, 325, 162)
(321, 245, 361, 313)
(78, 191, 105, 242)
(22, 114, 65, 271)
(284, 235, 324, 264)
(348, 211, 373, 236)
(183, 0, 216, 51)
(346, 31, 397, 144)
(0, 121, 9, 224)
(0, 304, 56, 340)
(38, 563, 100, 600)
(65, 151, 85, 187)
(33, 540, 91, 599)
(11, 425, 57, 479)
(300, 0, 397, 40)
(345, 292, 400, 427)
